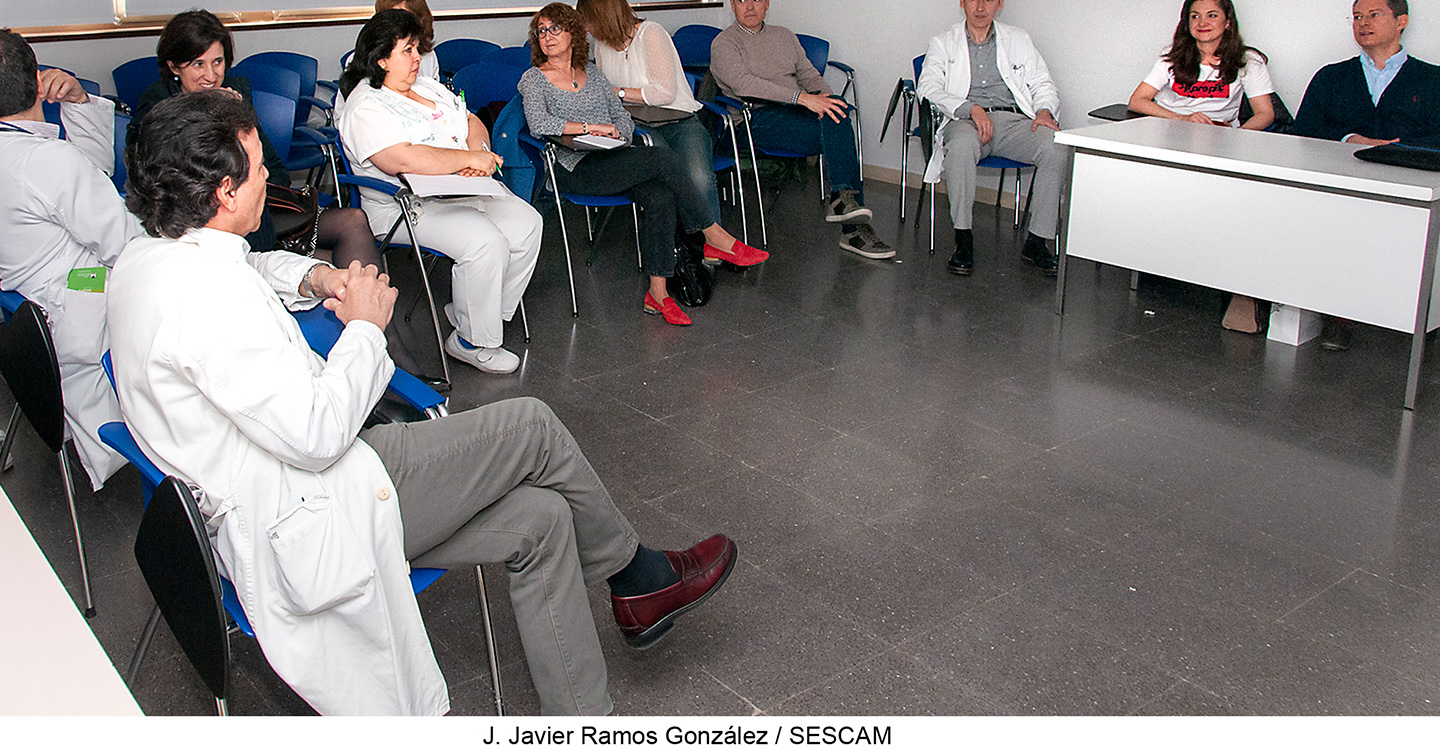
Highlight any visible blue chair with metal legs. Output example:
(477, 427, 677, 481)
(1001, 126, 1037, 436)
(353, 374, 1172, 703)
(671, 24, 722, 77)
(231, 61, 338, 191)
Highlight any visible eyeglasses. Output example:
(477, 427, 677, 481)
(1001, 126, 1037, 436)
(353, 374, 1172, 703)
(536, 23, 567, 37)
(1353, 10, 1395, 23)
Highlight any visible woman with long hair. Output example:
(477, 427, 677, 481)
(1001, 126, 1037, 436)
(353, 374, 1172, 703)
(1128, 0, 1275, 130)
(518, 3, 765, 327)
(576, 0, 762, 268)
(1127, 0, 1276, 334)
(336, 9, 542, 374)
(131, 9, 425, 371)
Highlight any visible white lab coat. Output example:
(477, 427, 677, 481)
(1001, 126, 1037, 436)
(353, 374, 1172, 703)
(0, 95, 141, 489)
(107, 228, 448, 716)
(916, 20, 1060, 183)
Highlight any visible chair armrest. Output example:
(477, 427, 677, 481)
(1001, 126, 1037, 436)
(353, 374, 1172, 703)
(520, 132, 548, 151)
(98, 422, 165, 488)
(0, 290, 24, 318)
(828, 60, 856, 75)
(293, 125, 337, 148)
(301, 95, 333, 113)
(316, 79, 339, 96)
(338, 173, 402, 197)
(292, 306, 447, 414)
(387, 368, 446, 413)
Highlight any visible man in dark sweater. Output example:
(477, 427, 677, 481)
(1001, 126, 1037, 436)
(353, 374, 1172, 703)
(711, 0, 894, 260)
(1293, 0, 1440, 350)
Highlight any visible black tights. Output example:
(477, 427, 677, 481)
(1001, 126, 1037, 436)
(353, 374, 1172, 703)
(313, 208, 423, 374)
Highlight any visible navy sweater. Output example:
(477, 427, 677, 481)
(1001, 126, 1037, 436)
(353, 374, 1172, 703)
(1293, 55, 1440, 147)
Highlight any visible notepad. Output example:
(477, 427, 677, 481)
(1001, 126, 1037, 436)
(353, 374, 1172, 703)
(400, 174, 508, 198)
(573, 134, 626, 150)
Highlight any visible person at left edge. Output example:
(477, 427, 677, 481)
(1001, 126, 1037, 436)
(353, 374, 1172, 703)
(0, 28, 141, 490)
(111, 89, 739, 715)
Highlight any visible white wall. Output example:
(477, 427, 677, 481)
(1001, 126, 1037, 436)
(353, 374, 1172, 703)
(28, 3, 733, 92)
(29, 0, 1440, 185)
(760, 0, 1440, 183)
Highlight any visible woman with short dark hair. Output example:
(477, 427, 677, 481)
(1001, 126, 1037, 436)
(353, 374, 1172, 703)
(374, 0, 439, 80)
(337, 9, 542, 374)
(519, 2, 766, 327)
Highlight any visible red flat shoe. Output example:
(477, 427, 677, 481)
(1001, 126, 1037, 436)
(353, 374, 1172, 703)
(611, 534, 738, 649)
(643, 293, 692, 325)
(703, 240, 769, 267)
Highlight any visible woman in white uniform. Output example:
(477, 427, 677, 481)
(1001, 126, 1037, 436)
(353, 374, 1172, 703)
(1127, 0, 1276, 334)
(337, 9, 542, 374)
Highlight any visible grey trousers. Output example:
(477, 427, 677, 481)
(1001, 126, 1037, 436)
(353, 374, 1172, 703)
(941, 110, 1067, 239)
(360, 397, 640, 716)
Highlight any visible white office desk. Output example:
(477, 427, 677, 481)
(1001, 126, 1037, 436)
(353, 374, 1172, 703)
(0, 486, 142, 715)
(1053, 117, 1440, 409)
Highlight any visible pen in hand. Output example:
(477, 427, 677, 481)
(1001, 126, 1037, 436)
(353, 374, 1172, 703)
(479, 141, 502, 178)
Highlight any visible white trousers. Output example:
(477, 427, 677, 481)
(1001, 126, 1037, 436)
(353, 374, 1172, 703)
(365, 191, 543, 348)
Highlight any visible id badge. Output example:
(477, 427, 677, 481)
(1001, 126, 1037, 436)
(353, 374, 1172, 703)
(66, 267, 106, 293)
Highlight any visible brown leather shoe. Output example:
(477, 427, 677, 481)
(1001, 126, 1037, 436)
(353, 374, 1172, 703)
(611, 534, 738, 650)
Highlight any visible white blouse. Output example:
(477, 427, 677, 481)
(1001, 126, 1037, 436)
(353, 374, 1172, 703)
(592, 20, 702, 113)
(336, 75, 470, 213)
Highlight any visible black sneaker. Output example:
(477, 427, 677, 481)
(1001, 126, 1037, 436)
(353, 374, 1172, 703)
(1021, 233, 1058, 276)
(948, 229, 973, 275)
(839, 224, 895, 259)
(827, 190, 873, 224)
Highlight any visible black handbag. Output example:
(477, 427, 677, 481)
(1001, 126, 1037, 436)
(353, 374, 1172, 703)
(265, 183, 321, 254)
(667, 234, 714, 307)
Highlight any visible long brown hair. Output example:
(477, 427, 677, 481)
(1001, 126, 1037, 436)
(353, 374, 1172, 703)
(375, 0, 434, 55)
(1163, 0, 1265, 86)
(576, 0, 642, 51)
(529, 3, 590, 70)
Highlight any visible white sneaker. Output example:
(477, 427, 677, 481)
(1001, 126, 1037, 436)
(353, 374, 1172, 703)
(444, 331, 520, 374)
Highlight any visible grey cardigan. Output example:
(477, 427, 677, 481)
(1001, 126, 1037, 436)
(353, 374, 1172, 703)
(520, 63, 636, 171)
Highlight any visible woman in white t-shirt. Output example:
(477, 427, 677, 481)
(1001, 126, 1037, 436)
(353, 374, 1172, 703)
(576, 0, 766, 268)
(1128, 0, 1275, 131)
(337, 10, 541, 375)
(1128, 0, 1275, 334)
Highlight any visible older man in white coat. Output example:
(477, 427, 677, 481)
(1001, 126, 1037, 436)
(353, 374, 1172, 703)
(110, 91, 737, 715)
(0, 29, 142, 489)
(917, 0, 1065, 278)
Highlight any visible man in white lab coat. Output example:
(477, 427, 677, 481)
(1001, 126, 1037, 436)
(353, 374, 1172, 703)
(110, 91, 737, 715)
(917, 0, 1066, 277)
(0, 29, 142, 489)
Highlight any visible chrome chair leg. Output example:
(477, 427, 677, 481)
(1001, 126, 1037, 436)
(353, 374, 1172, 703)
(726, 121, 749, 245)
(741, 109, 768, 248)
(518, 300, 530, 343)
(584, 206, 595, 242)
(928, 179, 936, 255)
(400, 210, 452, 388)
(632, 204, 642, 274)
(476, 566, 504, 716)
(58, 445, 95, 617)
(126, 604, 163, 687)
(818, 153, 827, 202)
(544, 154, 580, 317)
(215, 697, 229, 716)
(0, 404, 19, 472)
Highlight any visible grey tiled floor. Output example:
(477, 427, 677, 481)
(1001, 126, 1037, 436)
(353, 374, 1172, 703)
(8, 172, 1440, 715)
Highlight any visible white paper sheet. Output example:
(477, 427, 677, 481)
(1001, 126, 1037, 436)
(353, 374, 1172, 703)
(400, 173, 508, 198)
(573, 134, 626, 150)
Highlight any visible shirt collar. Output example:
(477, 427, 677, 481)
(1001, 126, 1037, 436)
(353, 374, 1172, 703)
(1364, 47, 1408, 73)
(183, 227, 253, 258)
(1, 119, 61, 139)
(737, 21, 765, 35)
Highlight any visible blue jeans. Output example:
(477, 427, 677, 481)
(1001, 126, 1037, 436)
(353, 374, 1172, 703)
(649, 116, 723, 226)
(747, 102, 862, 199)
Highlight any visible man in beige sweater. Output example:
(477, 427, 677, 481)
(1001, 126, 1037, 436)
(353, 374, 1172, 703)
(711, 0, 893, 259)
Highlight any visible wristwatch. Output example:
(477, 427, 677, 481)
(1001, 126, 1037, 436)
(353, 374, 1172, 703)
(617, 88, 625, 101)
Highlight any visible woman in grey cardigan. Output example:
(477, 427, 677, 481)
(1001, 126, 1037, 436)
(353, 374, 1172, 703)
(519, 3, 765, 327)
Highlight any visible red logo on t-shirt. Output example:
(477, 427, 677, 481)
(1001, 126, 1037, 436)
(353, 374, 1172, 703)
(1172, 79, 1230, 98)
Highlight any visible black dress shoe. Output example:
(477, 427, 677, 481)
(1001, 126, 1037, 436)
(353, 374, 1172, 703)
(948, 229, 974, 275)
(1320, 318, 1353, 352)
(1021, 233, 1058, 276)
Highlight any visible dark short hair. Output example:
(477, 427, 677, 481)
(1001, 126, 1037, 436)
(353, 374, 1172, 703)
(125, 91, 257, 239)
(0, 29, 38, 119)
(529, 3, 590, 70)
(1356, 0, 1409, 17)
(375, 0, 434, 54)
(339, 9, 424, 98)
(155, 10, 235, 81)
